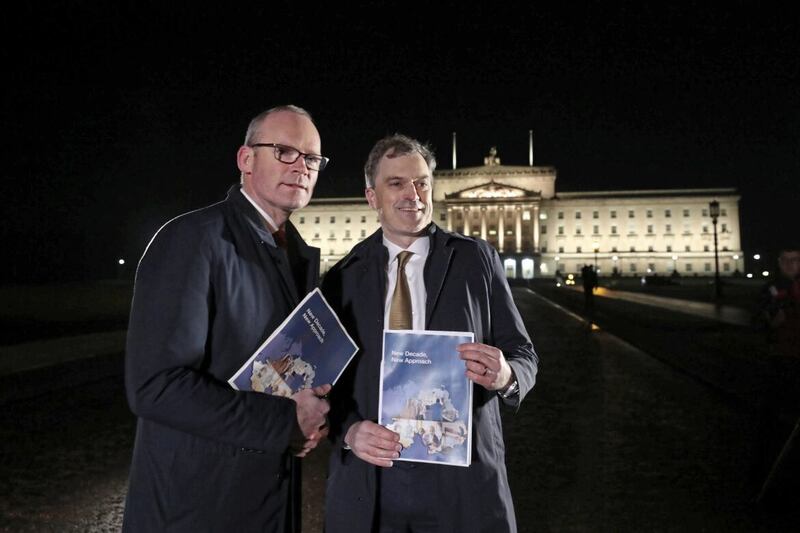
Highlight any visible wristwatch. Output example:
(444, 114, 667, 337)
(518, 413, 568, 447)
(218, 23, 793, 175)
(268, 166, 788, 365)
(499, 377, 519, 399)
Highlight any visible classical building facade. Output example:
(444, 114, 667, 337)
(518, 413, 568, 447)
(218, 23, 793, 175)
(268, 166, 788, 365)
(294, 148, 742, 278)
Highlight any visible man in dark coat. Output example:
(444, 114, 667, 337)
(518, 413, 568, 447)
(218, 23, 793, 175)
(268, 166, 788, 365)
(123, 106, 331, 532)
(322, 134, 539, 533)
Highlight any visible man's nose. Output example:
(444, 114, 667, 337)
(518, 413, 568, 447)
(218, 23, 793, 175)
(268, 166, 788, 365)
(290, 156, 310, 174)
(402, 182, 420, 200)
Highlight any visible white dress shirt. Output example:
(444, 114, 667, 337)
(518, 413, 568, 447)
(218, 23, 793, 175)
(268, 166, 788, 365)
(241, 188, 279, 232)
(383, 236, 430, 331)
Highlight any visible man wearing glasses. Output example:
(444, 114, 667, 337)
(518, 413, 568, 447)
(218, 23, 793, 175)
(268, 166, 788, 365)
(123, 105, 331, 532)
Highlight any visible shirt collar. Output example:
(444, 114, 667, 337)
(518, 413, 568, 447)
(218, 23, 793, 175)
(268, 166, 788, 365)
(240, 188, 280, 232)
(383, 234, 430, 265)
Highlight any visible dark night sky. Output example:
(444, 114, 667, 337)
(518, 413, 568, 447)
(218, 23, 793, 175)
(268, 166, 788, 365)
(3, 2, 798, 282)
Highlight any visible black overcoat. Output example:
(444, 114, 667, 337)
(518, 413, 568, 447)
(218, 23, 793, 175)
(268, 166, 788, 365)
(123, 185, 319, 532)
(322, 224, 538, 533)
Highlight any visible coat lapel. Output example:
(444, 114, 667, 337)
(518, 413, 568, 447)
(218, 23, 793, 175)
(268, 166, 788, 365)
(424, 225, 455, 328)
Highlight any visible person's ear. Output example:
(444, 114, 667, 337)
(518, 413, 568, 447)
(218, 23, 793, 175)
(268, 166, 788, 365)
(237, 145, 254, 175)
(365, 187, 377, 210)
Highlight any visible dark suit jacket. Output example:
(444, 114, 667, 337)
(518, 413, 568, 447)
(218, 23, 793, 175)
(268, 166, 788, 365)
(322, 224, 538, 533)
(123, 185, 319, 532)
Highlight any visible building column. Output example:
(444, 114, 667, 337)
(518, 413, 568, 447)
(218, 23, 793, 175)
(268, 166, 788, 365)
(515, 206, 522, 253)
(498, 206, 505, 253)
(533, 204, 540, 253)
(463, 206, 470, 236)
(480, 206, 487, 240)
(446, 206, 453, 232)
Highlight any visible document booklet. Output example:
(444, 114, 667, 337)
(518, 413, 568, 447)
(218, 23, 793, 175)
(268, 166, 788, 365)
(378, 329, 474, 467)
(229, 288, 358, 398)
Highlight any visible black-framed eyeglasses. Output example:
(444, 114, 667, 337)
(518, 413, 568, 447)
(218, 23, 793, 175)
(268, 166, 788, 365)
(249, 143, 329, 171)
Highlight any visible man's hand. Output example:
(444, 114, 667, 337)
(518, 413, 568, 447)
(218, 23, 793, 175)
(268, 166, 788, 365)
(291, 384, 331, 457)
(457, 342, 513, 391)
(344, 420, 402, 467)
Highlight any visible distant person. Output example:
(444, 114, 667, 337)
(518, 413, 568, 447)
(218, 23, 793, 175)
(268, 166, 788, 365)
(581, 264, 598, 316)
(122, 105, 331, 532)
(757, 246, 800, 357)
(752, 245, 800, 508)
(321, 134, 538, 532)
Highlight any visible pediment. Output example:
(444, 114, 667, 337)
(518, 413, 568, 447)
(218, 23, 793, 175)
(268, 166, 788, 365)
(445, 180, 539, 200)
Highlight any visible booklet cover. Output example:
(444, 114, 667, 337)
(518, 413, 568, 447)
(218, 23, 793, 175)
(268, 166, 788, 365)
(229, 288, 359, 397)
(378, 329, 474, 467)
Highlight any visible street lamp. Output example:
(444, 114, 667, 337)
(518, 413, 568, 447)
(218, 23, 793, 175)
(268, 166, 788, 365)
(709, 200, 722, 299)
(592, 241, 599, 270)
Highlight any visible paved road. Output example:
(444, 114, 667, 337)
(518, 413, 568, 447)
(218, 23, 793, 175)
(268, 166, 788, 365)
(1, 288, 797, 531)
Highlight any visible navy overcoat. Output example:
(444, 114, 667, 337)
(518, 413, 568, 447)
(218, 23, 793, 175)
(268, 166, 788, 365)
(123, 185, 319, 532)
(322, 224, 538, 533)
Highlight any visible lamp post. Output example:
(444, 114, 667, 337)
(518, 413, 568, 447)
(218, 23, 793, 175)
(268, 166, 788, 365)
(709, 200, 722, 299)
(592, 241, 599, 271)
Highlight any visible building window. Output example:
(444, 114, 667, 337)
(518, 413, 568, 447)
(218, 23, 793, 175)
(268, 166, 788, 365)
(705, 263, 711, 272)
(630, 246, 636, 252)
(329, 231, 335, 239)
(611, 247, 618, 252)
(628, 210, 635, 218)
(646, 209, 653, 218)
(361, 215, 367, 223)
(541, 245, 548, 253)
(648, 263, 656, 272)
(610, 210, 617, 219)
(721, 223, 728, 232)
(558, 226, 564, 235)
(345, 217, 351, 224)
(702, 208, 708, 217)
(314, 216, 320, 224)
(360, 229, 366, 238)
(558, 211, 564, 219)
(575, 211, 582, 219)
(541, 225, 548, 234)
(313, 232, 320, 239)
(575, 226, 582, 235)
(558, 246, 564, 253)
(722, 246, 729, 251)
(330, 216, 336, 223)
(665, 224, 672, 233)
(702, 224, 708, 233)
(523, 211, 531, 221)
(665, 209, 672, 218)
(344, 230, 351, 239)
(686, 263, 693, 272)
(593, 225, 599, 235)
(685, 245, 691, 252)
(299, 216, 305, 224)
(704, 245, 709, 252)
(648, 245, 654, 252)
(647, 224, 654, 234)
(666, 245, 672, 252)
(683, 209, 690, 217)
(576, 246, 582, 253)
(611, 225, 618, 234)
(721, 208, 727, 216)
(440, 213, 446, 222)
(593, 211, 599, 219)
(723, 263, 731, 272)
(629, 263, 637, 272)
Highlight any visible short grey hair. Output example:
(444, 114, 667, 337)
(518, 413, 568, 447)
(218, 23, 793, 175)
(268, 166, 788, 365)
(243, 104, 315, 146)
(364, 134, 437, 188)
